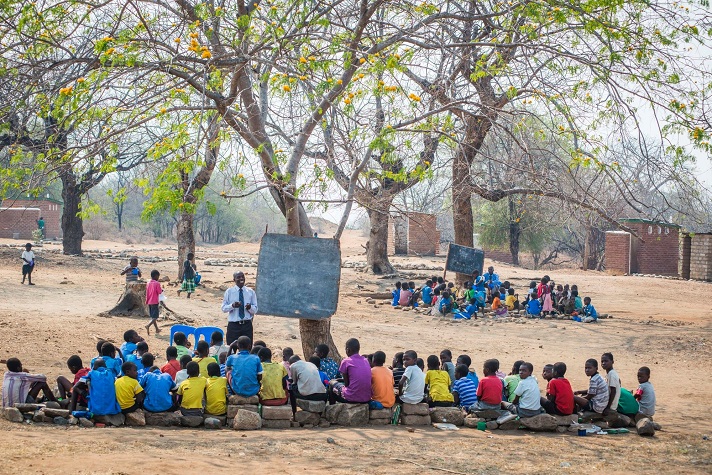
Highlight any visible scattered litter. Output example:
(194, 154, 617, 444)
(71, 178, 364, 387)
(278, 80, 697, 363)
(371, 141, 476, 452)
(432, 423, 459, 431)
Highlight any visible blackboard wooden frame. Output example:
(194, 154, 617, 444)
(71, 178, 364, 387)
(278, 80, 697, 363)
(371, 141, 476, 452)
(256, 233, 341, 320)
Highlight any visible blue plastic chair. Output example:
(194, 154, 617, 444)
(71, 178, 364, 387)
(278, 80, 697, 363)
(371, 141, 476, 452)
(193, 326, 224, 345)
(170, 324, 196, 346)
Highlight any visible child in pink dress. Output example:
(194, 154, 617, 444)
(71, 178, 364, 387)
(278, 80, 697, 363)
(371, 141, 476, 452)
(541, 284, 554, 314)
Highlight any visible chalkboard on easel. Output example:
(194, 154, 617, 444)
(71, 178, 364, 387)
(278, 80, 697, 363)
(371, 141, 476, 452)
(256, 233, 341, 320)
(444, 243, 485, 277)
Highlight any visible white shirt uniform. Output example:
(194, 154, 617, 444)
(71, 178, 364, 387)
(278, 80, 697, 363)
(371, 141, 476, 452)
(221, 285, 258, 322)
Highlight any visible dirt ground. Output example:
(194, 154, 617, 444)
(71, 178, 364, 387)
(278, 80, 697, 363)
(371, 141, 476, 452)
(0, 229, 710, 474)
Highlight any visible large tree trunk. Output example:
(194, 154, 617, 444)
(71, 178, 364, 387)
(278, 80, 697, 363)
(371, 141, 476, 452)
(61, 172, 84, 256)
(508, 196, 520, 266)
(176, 211, 195, 280)
(452, 144, 474, 284)
(366, 205, 395, 275)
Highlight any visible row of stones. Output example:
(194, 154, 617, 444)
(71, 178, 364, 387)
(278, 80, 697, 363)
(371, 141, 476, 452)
(3, 399, 657, 436)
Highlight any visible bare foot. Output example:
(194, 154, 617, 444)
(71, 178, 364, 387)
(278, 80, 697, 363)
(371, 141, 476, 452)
(145, 324, 151, 335)
(155, 328, 161, 334)
(29, 283, 35, 285)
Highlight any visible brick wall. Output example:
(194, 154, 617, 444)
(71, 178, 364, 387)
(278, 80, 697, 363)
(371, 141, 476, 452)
(605, 231, 631, 274)
(406, 212, 439, 256)
(483, 248, 514, 264)
(679, 233, 692, 279)
(690, 234, 712, 281)
(628, 222, 679, 276)
(0, 199, 62, 239)
(0, 207, 41, 239)
(387, 212, 440, 256)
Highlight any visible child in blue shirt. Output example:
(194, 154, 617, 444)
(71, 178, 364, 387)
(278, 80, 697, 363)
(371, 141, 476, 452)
(137, 353, 154, 379)
(71, 358, 121, 415)
(91, 342, 123, 378)
(120, 329, 144, 358)
(421, 280, 434, 305)
(309, 356, 330, 388)
(391, 282, 401, 306)
(456, 355, 479, 391)
(225, 336, 263, 397)
(140, 365, 177, 412)
(526, 298, 542, 318)
(438, 291, 454, 315)
(453, 299, 478, 320)
(582, 297, 598, 323)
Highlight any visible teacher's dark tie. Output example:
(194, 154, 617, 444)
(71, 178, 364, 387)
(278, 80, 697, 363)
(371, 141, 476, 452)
(239, 287, 245, 320)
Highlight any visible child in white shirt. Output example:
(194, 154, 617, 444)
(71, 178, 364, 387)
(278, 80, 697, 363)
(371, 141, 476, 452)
(21, 243, 35, 285)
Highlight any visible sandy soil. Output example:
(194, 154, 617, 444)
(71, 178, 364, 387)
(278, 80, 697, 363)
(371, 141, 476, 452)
(0, 229, 710, 474)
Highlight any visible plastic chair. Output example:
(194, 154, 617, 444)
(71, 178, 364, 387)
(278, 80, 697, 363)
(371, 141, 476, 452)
(193, 326, 224, 344)
(170, 324, 196, 346)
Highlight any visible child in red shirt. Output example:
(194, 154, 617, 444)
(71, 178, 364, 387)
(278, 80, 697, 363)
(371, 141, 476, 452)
(56, 355, 90, 408)
(160, 346, 181, 380)
(541, 361, 575, 415)
(473, 359, 503, 410)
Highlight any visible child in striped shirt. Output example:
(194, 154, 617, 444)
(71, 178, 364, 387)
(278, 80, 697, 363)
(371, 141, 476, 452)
(452, 364, 478, 410)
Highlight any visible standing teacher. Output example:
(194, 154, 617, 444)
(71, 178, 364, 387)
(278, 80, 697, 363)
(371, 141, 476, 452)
(222, 271, 258, 345)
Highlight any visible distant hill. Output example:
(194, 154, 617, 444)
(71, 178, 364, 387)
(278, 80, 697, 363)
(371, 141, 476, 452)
(310, 217, 339, 235)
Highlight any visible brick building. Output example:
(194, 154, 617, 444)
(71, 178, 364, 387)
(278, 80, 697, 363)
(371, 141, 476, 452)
(0, 195, 63, 240)
(604, 219, 680, 276)
(387, 212, 440, 256)
(680, 233, 712, 281)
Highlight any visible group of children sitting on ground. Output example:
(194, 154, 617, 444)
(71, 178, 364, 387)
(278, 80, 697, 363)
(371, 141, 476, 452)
(2, 329, 654, 426)
(392, 267, 598, 322)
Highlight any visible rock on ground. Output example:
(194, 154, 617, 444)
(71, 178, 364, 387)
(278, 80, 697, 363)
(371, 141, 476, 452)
(54, 417, 69, 425)
(463, 416, 485, 428)
(324, 404, 369, 426)
(79, 418, 94, 428)
(520, 414, 558, 431)
(228, 395, 259, 405)
(369, 408, 394, 420)
(204, 417, 223, 429)
(401, 403, 429, 416)
(94, 413, 125, 427)
(429, 407, 465, 426)
(296, 399, 327, 414)
(261, 405, 293, 420)
(233, 409, 262, 430)
(4, 408, 23, 423)
(180, 415, 204, 427)
(636, 417, 656, 436)
(43, 408, 70, 418)
(294, 411, 321, 426)
(144, 412, 181, 427)
(13, 403, 40, 413)
(125, 410, 146, 427)
(497, 419, 521, 430)
(552, 414, 577, 426)
(227, 404, 259, 418)
(400, 414, 431, 426)
(473, 409, 504, 420)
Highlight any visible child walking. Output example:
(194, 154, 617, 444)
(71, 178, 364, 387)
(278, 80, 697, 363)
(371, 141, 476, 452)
(21, 243, 35, 285)
(145, 270, 163, 334)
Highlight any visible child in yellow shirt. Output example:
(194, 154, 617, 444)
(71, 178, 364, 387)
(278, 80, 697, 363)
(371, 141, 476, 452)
(177, 362, 206, 416)
(205, 362, 228, 416)
(192, 341, 213, 378)
(424, 355, 454, 407)
(257, 347, 288, 406)
(114, 362, 144, 414)
(505, 288, 518, 311)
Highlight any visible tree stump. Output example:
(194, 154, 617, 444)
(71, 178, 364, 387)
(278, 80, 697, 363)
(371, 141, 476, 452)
(106, 282, 149, 318)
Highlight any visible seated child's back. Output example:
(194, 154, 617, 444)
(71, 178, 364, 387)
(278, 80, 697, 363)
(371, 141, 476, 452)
(225, 336, 263, 397)
(424, 355, 453, 404)
(205, 363, 228, 415)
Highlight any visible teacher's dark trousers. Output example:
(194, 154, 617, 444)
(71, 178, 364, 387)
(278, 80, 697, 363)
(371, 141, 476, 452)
(227, 319, 253, 346)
